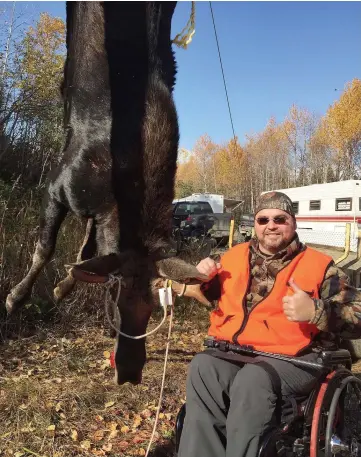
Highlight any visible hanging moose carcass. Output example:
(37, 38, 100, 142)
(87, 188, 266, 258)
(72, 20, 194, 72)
(5, 2, 209, 385)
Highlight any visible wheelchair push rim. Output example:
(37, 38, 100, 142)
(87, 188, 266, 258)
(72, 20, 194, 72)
(311, 369, 361, 457)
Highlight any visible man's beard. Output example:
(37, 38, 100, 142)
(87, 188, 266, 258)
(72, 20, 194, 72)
(261, 234, 289, 253)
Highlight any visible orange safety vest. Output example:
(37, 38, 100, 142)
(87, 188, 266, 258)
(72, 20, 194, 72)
(208, 242, 333, 356)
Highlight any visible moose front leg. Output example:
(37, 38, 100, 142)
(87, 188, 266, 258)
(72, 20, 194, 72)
(6, 197, 68, 314)
(53, 218, 96, 302)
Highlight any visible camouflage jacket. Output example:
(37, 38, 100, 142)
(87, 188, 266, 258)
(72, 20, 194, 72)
(203, 236, 361, 347)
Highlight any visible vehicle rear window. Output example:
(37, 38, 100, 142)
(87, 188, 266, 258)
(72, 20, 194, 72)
(174, 202, 212, 215)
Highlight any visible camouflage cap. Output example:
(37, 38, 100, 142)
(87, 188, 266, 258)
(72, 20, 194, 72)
(254, 191, 295, 217)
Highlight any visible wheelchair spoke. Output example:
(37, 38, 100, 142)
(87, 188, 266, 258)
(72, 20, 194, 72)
(325, 376, 361, 457)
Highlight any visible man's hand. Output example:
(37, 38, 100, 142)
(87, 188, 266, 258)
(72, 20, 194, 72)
(282, 278, 316, 322)
(196, 257, 221, 282)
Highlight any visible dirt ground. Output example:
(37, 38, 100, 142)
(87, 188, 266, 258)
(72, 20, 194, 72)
(0, 309, 211, 457)
(1, 307, 360, 457)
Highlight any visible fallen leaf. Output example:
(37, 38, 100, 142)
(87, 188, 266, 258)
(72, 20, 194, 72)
(104, 401, 115, 409)
(138, 449, 146, 456)
(141, 409, 152, 418)
(20, 427, 35, 433)
(91, 450, 106, 456)
(118, 441, 130, 450)
(108, 429, 118, 439)
(71, 429, 78, 441)
(47, 424, 56, 437)
(102, 443, 112, 452)
(132, 414, 142, 428)
(80, 440, 91, 450)
(120, 425, 130, 433)
(55, 402, 62, 412)
(103, 351, 111, 359)
(93, 430, 105, 441)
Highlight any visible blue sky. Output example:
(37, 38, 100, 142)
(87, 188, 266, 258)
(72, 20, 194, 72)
(2, 1, 360, 151)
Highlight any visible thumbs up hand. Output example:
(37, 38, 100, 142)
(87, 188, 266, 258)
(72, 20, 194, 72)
(282, 278, 316, 322)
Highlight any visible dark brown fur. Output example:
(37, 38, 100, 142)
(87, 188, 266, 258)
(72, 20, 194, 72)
(6, 2, 201, 385)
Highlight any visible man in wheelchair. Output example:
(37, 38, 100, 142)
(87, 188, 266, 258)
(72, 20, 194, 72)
(176, 192, 361, 457)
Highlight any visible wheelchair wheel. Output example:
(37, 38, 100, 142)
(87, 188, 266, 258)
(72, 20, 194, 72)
(311, 369, 361, 457)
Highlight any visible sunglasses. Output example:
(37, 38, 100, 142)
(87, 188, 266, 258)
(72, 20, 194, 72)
(256, 216, 289, 226)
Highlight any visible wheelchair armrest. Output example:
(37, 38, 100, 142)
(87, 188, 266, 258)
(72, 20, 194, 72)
(317, 349, 352, 369)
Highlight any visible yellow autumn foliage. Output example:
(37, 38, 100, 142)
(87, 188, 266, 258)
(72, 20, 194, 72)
(17, 13, 65, 104)
(322, 79, 361, 154)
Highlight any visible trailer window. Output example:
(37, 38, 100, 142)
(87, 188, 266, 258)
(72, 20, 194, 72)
(292, 202, 299, 214)
(309, 200, 321, 210)
(336, 198, 352, 211)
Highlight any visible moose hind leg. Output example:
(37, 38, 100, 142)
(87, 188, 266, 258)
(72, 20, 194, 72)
(53, 218, 97, 303)
(6, 198, 68, 314)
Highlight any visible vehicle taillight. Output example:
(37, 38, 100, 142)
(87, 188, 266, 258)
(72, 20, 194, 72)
(186, 216, 192, 221)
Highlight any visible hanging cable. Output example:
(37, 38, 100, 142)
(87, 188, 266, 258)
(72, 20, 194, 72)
(209, 1, 237, 144)
(209, 1, 244, 203)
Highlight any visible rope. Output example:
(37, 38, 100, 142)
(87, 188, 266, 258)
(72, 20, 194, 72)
(172, 1, 196, 49)
(104, 276, 175, 455)
(104, 275, 168, 340)
(145, 280, 174, 456)
(209, 1, 237, 144)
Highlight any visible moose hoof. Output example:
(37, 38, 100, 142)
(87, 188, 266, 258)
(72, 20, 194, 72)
(53, 277, 76, 303)
(5, 290, 29, 314)
(53, 286, 64, 304)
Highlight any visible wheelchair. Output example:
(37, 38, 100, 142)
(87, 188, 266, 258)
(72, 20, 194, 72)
(174, 340, 361, 457)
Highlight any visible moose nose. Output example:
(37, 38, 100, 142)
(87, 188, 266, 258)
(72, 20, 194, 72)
(113, 337, 147, 385)
(115, 367, 143, 385)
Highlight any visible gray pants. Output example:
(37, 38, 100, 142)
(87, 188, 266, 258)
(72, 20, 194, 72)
(178, 351, 321, 457)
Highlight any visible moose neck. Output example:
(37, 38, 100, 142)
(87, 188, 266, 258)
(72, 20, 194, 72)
(103, 2, 179, 253)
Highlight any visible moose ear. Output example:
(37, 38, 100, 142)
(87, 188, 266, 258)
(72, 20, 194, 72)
(155, 257, 209, 282)
(67, 254, 122, 283)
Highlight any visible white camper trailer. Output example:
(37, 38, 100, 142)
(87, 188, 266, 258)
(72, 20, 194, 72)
(268, 180, 361, 251)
